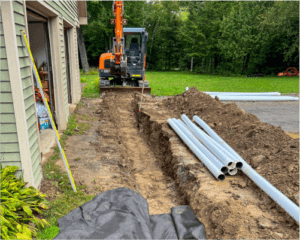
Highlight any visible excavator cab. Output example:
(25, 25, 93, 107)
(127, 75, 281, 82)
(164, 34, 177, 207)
(99, 27, 150, 94)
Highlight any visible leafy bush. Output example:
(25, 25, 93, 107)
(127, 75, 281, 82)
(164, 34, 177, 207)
(80, 77, 87, 83)
(0, 165, 49, 239)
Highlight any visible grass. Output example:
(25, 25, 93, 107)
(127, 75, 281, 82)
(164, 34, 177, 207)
(35, 110, 95, 239)
(80, 69, 299, 97)
(146, 71, 299, 96)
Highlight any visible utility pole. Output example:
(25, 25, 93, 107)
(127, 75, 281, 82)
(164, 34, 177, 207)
(190, 57, 193, 72)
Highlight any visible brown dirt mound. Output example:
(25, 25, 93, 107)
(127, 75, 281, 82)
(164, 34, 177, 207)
(162, 87, 299, 202)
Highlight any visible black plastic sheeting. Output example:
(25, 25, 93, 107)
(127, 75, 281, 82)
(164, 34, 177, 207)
(54, 187, 206, 239)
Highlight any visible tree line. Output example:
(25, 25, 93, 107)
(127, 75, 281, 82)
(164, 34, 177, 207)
(80, 0, 299, 75)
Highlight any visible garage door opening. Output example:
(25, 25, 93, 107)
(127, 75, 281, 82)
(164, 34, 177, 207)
(27, 9, 56, 128)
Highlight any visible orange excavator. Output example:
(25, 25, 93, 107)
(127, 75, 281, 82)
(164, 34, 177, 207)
(99, 0, 150, 95)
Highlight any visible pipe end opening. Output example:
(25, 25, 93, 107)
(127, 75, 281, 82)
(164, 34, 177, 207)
(227, 162, 236, 169)
(221, 166, 228, 174)
(236, 162, 243, 169)
(218, 174, 225, 181)
(228, 168, 238, 175)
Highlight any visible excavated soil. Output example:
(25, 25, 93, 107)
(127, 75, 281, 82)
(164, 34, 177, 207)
(51, 87, 298, 239)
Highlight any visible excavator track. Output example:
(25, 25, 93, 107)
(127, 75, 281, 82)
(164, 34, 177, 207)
(100, 86, 151, 96)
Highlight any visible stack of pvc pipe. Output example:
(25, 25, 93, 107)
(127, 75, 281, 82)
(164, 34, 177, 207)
(202, 91, 299, 101)
(168, 114, 299, 223)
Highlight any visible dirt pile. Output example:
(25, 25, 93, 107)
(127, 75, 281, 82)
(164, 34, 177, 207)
(162, 87, 299, 202)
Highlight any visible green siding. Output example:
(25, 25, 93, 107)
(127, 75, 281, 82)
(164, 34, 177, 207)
(0, 113, 16, 123)
(1, 93, 13, 102)
(24, 95, 34, 110)
(0, 36, 5, 47)
(22, 77, 32, 90)
(0, 143, 19, 153)
(25, 105, 35, 120)
(23, 86, 33, 99)
(1, 133, 18, 143)
(1, 103, 14, 113)
(0, 123, 17, 133)
(1, 69, 9, 80)
(1, 81, 11, 92)
(20, 67, 31, 79)
(59, 17, 69, 120)
(1, 59, 8, 70)
(46, 1, 78, 25)
(0, 153, 21, 162)
(1, 47, 7, 58)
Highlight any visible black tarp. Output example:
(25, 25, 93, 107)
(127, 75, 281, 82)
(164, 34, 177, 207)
(54, 187, 206, 239)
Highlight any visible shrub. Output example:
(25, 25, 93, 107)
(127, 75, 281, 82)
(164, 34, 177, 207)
(80, 77, 87, 83)
(0, 164, 49, 239)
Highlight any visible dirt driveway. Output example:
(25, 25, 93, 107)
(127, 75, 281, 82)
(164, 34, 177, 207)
(54, 89, 298, 239)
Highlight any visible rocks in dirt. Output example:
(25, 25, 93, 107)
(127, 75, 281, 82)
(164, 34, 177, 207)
(208, 123, 214, 128)
(152, 94, 156, 98)
(251, 155, 265, 168)
(96, 109, 102, 114)
(215, 96, 220, 101)
(257, 217, 278, 229)
(273, 232, 284, 238)
(288, 164, 294, 173)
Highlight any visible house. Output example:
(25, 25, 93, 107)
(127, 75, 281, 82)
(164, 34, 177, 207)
(0, 0, 88, 189)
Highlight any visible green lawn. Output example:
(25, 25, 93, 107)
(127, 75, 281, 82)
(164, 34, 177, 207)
(146, 71, 299, 96)
(80, 69, 299, 97)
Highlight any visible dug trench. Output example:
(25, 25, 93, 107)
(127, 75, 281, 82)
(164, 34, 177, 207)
(53, 88, 299, 239)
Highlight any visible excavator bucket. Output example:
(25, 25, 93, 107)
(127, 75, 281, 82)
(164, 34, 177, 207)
(100, 86, 151, 96)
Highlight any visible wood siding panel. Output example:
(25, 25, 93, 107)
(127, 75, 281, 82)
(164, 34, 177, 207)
(19, 57, 30, 68)
(26, 114, 36, 132)
(0, 123, 17, 133)
(28, 122, 36, 139)
(0, 161, 22, 169)
(25, 105, 35, 120)
(1, 103, 14, 113)
(0, 113, 16, 123)
(0, 81, 11, 92)
(0, 47, 7, 58)
(24, 95, 34, 110)
(0, 143, 19, 153)
(18, 46, 28, 58)
(1, 59, 8, 70)
(1, 70, 9, 80)
(0, 92, 13, 102)
(45, 1, 78, 24)
(28, 131, 37, 149)
(12, 1, 24, 14)
(34, 170, 43, 188)
(20, 67, 31, 79)
(0, 153, 21, 162)
(1, 133, 18, 143)
(0, 36, 5, 47)
(22, 76, 32, 90)
(23, 86, 33, 99)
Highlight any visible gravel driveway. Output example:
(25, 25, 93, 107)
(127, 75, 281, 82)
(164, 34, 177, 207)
(221, 94, 299, 133)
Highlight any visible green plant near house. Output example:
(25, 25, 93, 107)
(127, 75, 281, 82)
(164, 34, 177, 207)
(80, 77, 87, 83)
(0, 165, 50, 240)
(35, 225, 60, 240)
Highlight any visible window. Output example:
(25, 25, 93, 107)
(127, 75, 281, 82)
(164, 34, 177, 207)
(124, 33, 141, 49)
(104, 59, 110, 69)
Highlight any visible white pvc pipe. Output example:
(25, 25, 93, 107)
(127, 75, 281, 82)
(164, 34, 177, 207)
(174, 119, 228, 174)
(168, 119, 225, 181)
(204, 92, 281, 96)
(181, 115, 235, 169)
(193, 115, 300, 223)
(209, 95, 299, 101)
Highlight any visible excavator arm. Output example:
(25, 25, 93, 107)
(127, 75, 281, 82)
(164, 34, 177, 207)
(110, 1, 127, 70)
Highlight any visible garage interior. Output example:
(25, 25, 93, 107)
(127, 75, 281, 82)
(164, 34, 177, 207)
(26, 8, 72, 161)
